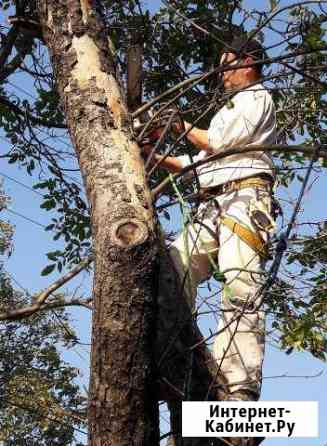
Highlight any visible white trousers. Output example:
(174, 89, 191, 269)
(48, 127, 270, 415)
(169, 186, 274, 398)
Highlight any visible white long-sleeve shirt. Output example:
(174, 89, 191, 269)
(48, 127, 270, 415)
(178, 83, 276, 187)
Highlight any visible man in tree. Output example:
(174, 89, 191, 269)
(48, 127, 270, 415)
(144, 35, 277, 402)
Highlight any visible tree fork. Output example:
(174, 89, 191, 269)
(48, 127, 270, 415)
(36, 1, 159, 445)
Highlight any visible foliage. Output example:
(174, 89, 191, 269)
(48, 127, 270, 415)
(0, 270, 87, 445)
(273, 223, 327, 360)
(0, 181, 13, 256)
(0, 1, 326, 442)
(0, 184, 86, 445)
(0, 0, 326, 347)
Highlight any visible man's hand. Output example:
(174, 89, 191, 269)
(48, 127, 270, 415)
(162, 105, 185, 134)
(133, 104, 185, 146)
(165, 108, 211, 153)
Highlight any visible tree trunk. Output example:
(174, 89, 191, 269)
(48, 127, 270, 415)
(37, 2, 230, 446)
(156, 240, 228, 446)
(36, 1, 159, 445)
(156, 241, 227, 402)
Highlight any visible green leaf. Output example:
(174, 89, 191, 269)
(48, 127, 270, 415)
(226, 99, 234, 109)
(46, 250, 62, 261)
(40, 199, 56, 211)
(41, 264, 56, 276)
(213, 271, 226, 283)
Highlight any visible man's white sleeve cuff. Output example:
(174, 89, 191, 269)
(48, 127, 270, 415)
(177, 155, 192, 168)
(208, 126, 224, 152)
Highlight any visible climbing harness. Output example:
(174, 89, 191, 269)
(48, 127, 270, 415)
(199, 173, 273, 199)
(198, 174, 275, 259)
(220, 215, 269, 260)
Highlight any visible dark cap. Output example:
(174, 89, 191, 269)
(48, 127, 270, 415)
(224, 35, 267, 73)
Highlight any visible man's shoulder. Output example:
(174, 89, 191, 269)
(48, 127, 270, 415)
(236, 83, 274, 109)
(212, 83, 273, 123)
(237, 83, 269, 99)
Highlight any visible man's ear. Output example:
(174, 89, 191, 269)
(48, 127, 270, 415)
(244, 55, 259, 76)
(219, 52, 228, 65)
(244, 55, 254, 67)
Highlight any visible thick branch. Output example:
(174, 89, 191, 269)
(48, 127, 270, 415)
(0, 256, 92, 321)
(36, 1, 159, 445)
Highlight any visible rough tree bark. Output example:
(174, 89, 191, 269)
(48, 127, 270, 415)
(156, 243, 228, 446)
(36, 1, 159, 445)
(36, 1, 230, 446)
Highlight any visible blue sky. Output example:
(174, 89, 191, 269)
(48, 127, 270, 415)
(0, 1, 326, 445)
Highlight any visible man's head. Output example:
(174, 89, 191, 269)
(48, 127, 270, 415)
(220, 36, 266, 90)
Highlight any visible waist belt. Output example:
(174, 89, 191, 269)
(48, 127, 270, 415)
(220, 216, 269, 259)
(200, 174, 273, 198)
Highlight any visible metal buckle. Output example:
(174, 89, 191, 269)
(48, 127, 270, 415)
(222, 181, 234, 194)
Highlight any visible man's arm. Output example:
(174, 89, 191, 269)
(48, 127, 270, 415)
(175, 121, 211, 153)
(142, 143, 183, 173)
(139, 115, 212, 173)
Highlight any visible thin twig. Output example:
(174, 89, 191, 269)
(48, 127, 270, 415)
(132, 45, 327, 119)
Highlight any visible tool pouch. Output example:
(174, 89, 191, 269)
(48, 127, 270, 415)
(248, 192, 276, 235)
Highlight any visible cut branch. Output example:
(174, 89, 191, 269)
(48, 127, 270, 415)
(0, 35, 34, 83)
